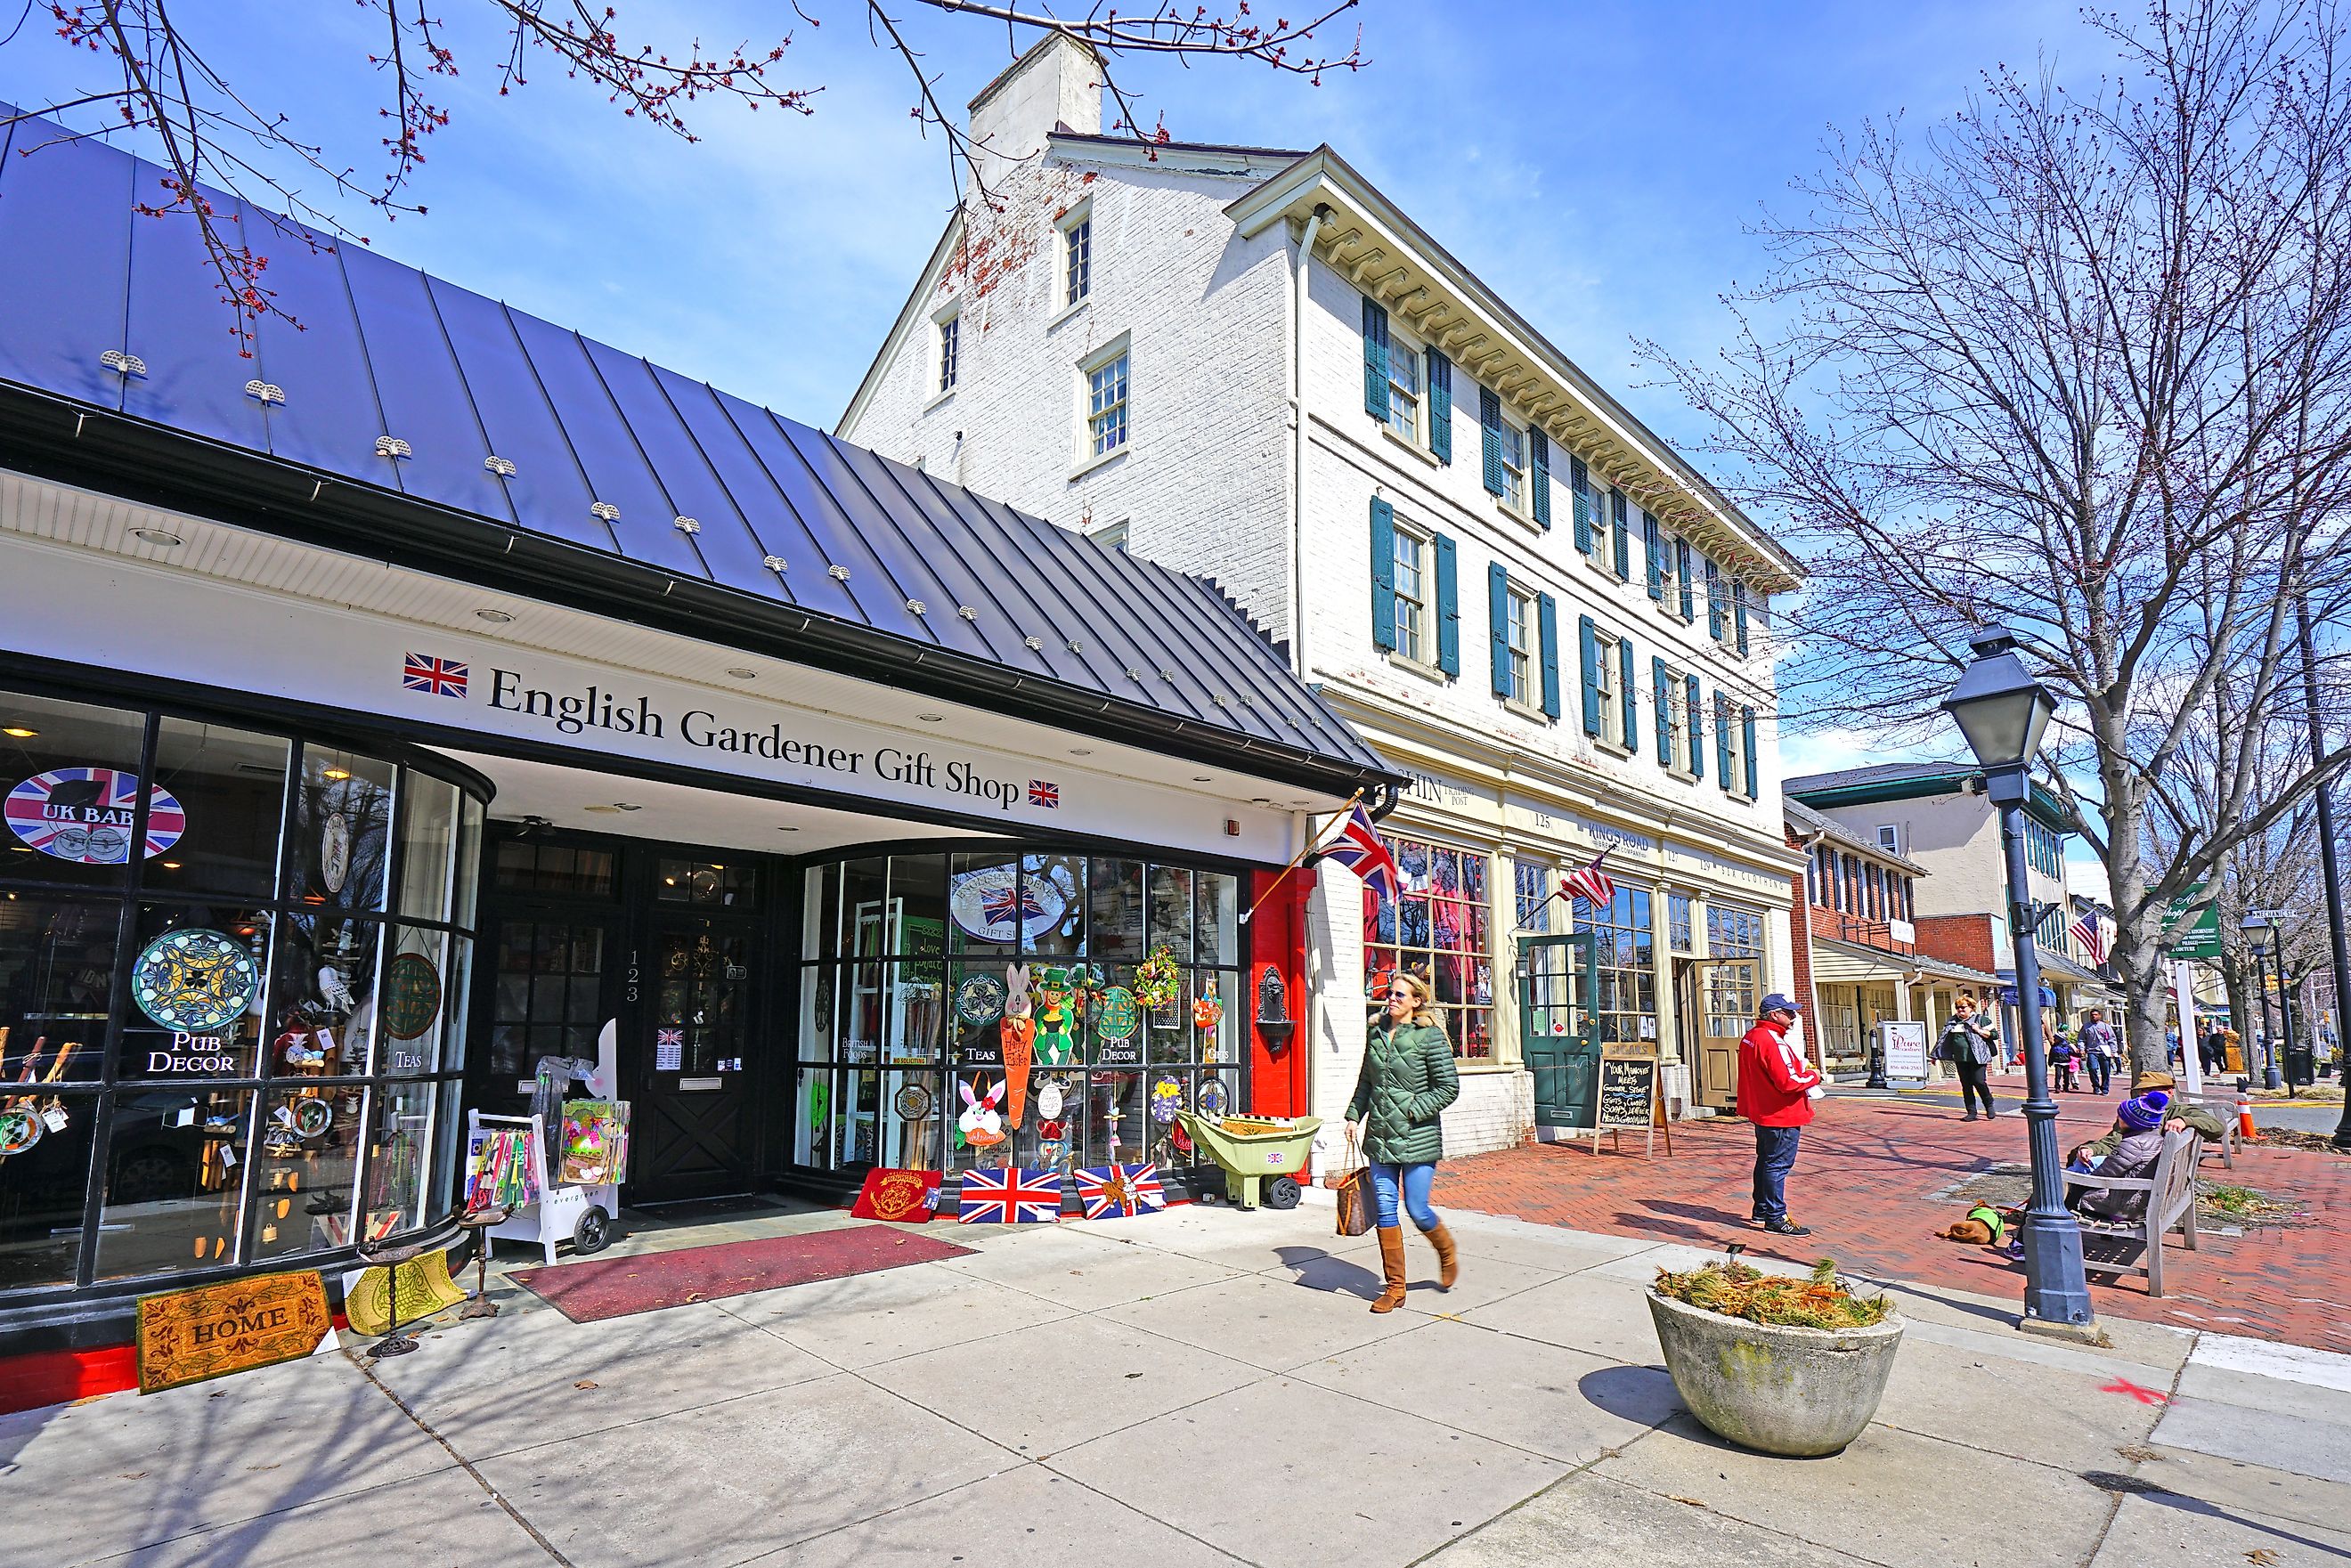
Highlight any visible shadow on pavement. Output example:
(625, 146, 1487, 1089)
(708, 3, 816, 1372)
(1574, 1363, 1686, 1428)
(2080, 1471, 2351, 1560)
(1276, 1244, 1380, 1300)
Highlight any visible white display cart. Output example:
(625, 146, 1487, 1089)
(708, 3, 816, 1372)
(468, 1020, 622, 1266)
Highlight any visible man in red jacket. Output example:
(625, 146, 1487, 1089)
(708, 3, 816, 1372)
(1738, 993, 1826, 1236)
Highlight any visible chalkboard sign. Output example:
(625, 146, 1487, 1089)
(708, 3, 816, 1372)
(1597, 1055, 1659, 1129)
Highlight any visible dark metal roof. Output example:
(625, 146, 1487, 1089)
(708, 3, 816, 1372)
(1785, 760, 1974, 796)
(0, 106, 1393, 792)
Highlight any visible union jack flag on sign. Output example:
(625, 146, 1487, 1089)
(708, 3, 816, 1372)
(956, 1166, 1063, 1224)
(1072, 1163, 1166, 1220)
(1314, 803, 1402, 906)
(1028, 779, 1060, 808)
(402, 653, 469, 699)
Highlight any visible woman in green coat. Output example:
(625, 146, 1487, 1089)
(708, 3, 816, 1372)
(1346, 970, 1462, 1312)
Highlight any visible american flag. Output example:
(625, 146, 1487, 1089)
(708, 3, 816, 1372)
(1315, 803, 1402, 905)
(956, 1166, 1064, 1224)
(1028, 779, 1060, 808)
(1073, 1163, 1166, 1220)
(401, 653, 468, 699)
(1562, 849, 1616, 911)
(2070, 911, 2107, 966)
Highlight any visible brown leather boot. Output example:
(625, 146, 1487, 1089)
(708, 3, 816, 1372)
(1425, 1222, 1459, 1291)
(1369, 1225, 1408, 1313)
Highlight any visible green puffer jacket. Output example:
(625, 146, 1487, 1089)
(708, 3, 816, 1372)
(1346, 1020, 1460, 1166)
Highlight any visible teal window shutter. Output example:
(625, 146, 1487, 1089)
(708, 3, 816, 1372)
(1687, 674, 1704, 781)
(1568, 455, 1590, 551)
(1434, 532, 1460, 677)
(1742, 705, 1760, 799)
(1705, 557, 1727, 639)
(1714, 691, 1734, 791)
(1488, 564, 1511, 699)
(1652, 657, 1672, 764)
(1576, 612, 1600, 735)
(1531, 430, 1552, 529)
(1480, 387, 1505, 495)
(1610, 489, 1631, 579)
(1363, 297, 1390, 421)
(1369, 497, 1396, 651)
(1428, 349, 1452, 464)
(1618, 638, 1637, 752)
(1540, 595, 1562, 720)
(1676, 539, 1695, 621)
(1734, 581, 1751, 656)
(1644, 510, 1664, 599)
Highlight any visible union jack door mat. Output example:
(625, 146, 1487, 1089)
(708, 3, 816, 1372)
(510, 1225, 975, 1323)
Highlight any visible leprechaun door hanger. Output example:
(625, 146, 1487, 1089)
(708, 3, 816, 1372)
(634, 903, 758, 1201)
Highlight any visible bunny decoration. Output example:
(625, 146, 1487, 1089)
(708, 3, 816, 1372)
(957, 1076, 1005, 1155)
(1000, 965, 1036, 1129)
(1003, 964, 1032, 1019)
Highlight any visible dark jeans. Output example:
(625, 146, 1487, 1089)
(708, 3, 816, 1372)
(1953, 1059, 1997, 1117)
(1751, 1124, 1802, 1222)
(2085, 1052, 2112, 1095)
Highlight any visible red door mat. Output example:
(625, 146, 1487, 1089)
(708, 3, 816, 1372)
(510, 1226, 977, 1323)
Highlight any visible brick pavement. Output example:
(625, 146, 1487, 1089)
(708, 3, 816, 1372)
(1432, 1091, 2351, 1351)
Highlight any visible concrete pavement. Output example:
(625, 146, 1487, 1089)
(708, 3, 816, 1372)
(2, 1194, 2345, 1567)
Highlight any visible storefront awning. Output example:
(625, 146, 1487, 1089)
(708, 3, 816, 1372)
(1810, 937, 2000, 988)
(0, 105, 1397, 805)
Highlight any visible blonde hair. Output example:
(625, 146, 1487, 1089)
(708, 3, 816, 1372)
(1377, 969, 1439, 1028)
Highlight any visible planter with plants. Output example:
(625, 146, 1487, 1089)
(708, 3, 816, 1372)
(1648, 1257, 1903, 1457)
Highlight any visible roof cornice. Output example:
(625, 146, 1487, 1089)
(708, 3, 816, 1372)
(1227, 147, 1803, 596)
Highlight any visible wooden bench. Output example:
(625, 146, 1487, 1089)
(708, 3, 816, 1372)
(2171, 1090, 2238, 1169)
(2063, 1127, 2199, 1296)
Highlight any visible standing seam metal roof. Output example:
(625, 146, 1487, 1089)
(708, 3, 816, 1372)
(0, 106, 1387, 778)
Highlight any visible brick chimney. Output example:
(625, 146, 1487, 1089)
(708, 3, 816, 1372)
(966, 32, 1103, 188)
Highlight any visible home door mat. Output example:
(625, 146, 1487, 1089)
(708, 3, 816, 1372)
(510, 1226, 976, 1323)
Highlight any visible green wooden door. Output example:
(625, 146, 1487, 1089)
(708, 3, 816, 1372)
(1521, 934, 1599, 1128)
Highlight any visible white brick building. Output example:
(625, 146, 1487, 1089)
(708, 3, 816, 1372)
(842, 37, 1807, 1160)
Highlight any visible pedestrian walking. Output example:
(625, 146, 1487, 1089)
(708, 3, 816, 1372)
(1738, 992, 1824, 1237)
(2201, 1021, 2228, 1076)
(2050, 1024, 2080, 1093)
(1345, 969, 1460, 1314)
(2081, 1008, 2119, 1096)
(1940, 992, 2003, 1118)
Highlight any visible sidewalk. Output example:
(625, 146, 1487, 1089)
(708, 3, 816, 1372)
(2, 1192, 2345, 1567)
(1438, 1093, 2351, 1351)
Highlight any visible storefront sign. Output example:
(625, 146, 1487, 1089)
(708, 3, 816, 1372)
(6, 767, 184, 863)
(134, 1271, 332, 1394)
(1881, 1020, 1930, 1081)
(131, 929, 259, 1033)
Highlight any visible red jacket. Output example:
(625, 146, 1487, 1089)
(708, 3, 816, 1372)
(1738, 1016, 1824, 1126)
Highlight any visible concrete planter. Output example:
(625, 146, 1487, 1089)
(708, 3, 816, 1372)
(1647, 1290, 1904, 1457)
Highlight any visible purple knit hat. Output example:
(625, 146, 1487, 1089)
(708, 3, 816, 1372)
(2117, 1091, 2170, 1132)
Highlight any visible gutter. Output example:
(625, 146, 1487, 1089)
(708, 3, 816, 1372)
(1289, 202, 1331, 691)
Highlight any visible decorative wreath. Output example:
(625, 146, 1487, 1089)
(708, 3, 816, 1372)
(1135, 946, 1181, 1013)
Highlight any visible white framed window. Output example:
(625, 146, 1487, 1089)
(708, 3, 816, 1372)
(1062, 210, 1093, 307)
(1503, 583, 1535, 705)
(1660, 663, 1692, 773)
(1083, 343, 1130, 460)
(1386, 333, 1421, 443)
(1392, 523, 1429, 664)
(1089, 517, 1129, 553)
(1497, 418, 1525, 512)
(1875, 824, 1901, 855)
(1593, 620, 1620, 712)
(935, 313, 960, 396)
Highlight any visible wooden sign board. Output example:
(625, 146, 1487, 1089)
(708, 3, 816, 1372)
(135, 1271, 332, 1395)
(1592, 1052, 1668, 1159)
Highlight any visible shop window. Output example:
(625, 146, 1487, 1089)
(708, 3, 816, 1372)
(248, 1083, 362, 1261)
(396, 772, 461, 922)
(0, 892, 118, 1085)
(1193, 872, 1237, 964)
(0, 1090, 96, 1291)
(265, 913, 384, 1077)
(489, 918, 606, 1081)
(290, 747, 395, 910)
(94, 1086, 254, 1280)
(1668, 891, 1694, 954)
(146, 719, 289, 900)
(492, 840, 617, 899)
(382, 928, 468, 1077)
(1148, 865, 1195, 960)
(1087, 857, 1144, 958)
(0, 690, 151, 888)
(1707, 903, 1765, 959)
(1364, 836, 1493, 1060)
(1513, 859, 1551, 933)
(656, 858, 755, 907)
(1572, 885, 1656, 1050)
(1021, 854, 1085, 955)
(891, 853, 948, 956)
(119, 906, 273, 1081)
(946, 850, 1020, 954)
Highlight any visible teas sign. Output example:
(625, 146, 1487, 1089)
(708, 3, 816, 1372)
(6, 767, 184, 863)
(135, 1271, 332, 1394)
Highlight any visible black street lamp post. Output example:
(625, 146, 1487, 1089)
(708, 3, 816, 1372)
(1941, 626, 2095, 1333)
(2288, 591, 2351, 1146)
(2242, 912, 2283, 1093)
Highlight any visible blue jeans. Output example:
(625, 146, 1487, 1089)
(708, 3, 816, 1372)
(1751, 1125, 1802, 1222)
(1368, 1161, 1438, 1231)
(2085, 1052, 2112, 1095)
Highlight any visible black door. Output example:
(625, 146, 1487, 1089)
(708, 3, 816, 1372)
(633, 911, 758, 1200)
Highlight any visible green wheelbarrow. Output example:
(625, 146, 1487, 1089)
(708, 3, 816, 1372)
(1176, 1111, 1323, 1210)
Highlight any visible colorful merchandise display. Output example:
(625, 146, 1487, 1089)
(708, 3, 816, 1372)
(464, 1125, 541, 1211)
(850, 1166, 943, 1223)
(956, 1166, 1064, 1223)
(559, 1101, 631, 1187)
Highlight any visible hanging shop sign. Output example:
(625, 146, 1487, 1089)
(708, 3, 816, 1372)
(132, 929, 260, 1034)
(6, 768, 184, 864)
(380, 952, 443, 1041)
(948, 866, 1064, 944)
(134, 1270, 333, 1395)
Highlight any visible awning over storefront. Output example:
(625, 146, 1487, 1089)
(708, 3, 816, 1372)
(0, 104, 1396, 807)
(1810, 938, 1998, 990)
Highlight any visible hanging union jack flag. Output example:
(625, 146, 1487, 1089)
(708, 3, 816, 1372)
(1563, 849, 1616, 911)
(956, 1166, 1063, 1224)
(1316, 803, 1403, 905)
(1073, 1163, 1166, 1220)
(2070, 912, 2108, 966)
(401, 653, 469, 699)
(1028, 779, 1060, 808)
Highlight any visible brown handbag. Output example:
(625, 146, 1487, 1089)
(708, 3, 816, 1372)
(1334, 1127, 1377, 1237)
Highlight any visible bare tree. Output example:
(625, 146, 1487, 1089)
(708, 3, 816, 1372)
(8, 0, 1363, 348)
(1647, 0, 2351, 1075)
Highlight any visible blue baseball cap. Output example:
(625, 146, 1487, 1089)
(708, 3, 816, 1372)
(1761, 994, 1802, 1016)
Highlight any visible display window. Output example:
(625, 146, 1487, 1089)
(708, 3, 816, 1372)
(1573, 885, 1658, 1049)
(1363, 835, 1494, 1060)
(0, 684, 485, 1305)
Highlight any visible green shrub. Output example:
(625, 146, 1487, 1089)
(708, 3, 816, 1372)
(1654, 1256, 1892, 1328)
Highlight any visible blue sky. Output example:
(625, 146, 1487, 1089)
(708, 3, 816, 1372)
(0, 0, 2111, 867)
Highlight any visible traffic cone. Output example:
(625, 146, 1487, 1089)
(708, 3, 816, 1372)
(2235, 1082, 2257, 1141)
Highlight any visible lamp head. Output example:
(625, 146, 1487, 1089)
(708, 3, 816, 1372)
(1941, 624, 2055, 770)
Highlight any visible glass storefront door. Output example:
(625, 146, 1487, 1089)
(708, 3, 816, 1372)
(1520, 933, 1599, 1128)
(634, 912, 756, 1201)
